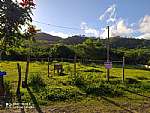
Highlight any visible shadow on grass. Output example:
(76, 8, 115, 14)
(124, 65, 150, 71)
(99, 96, 134, 113)
(26, 85, 43, 113)
(122, 88, 150, 99)
(82, 69, 103, 73)
(136, 76, 148, 80)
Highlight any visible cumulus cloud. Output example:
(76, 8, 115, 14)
(139, 15, 150, 33)
(49, 31, 70, 38)
(100, 19, 133, 38)
(80, 22, 88, 30)
(99, 4, 116, 23)
(84, 28, 99, 37)
(135, 15, 150, 39)
(136, 33, 150, 39)
(80, 22, 99, 37)
(98, 4, 134, 38)
(115, 20, 133, 35)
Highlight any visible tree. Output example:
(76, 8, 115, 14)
(0, 0, 35, 51)
(83, 38, 94, 47)
(0, 0, 35, 97)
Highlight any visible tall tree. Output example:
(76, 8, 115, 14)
(0, 0, 35, 96)
(0, 0, 35, 48)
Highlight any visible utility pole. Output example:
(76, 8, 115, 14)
(106, 26, 110, 82)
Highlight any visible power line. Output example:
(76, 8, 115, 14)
(33, 20, 100, 31)
(33, 20, 81, 30)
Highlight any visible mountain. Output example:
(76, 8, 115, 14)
(34, 33, 150, 48)
(62, 35, 87, 45)
(109, 36, 150, 48)
(34, 32, 62, 44)
(34, 33, 88, 45)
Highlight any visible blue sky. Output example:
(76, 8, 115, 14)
(16, 0, 150, 39)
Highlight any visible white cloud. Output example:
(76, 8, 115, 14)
(49, 31, 70, 38)
(139, 15, 150, 33)
(98, 4, 135, 38)
(115, 20, 133, 35)
(100, 19, 133, 38)
(136, 33, 150, 39)
(80, 22, 88, 30)
(99, 4, 116, 23)
(135, 15, 150, 39)
(84, 28, 99, 37)
(80, 22, 99, 37)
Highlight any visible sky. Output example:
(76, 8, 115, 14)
(15, 0, 150, 39)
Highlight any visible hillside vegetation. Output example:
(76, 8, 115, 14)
(2, 33, 150, 65)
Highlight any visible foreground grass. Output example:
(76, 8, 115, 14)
(1, 61, 150, 113)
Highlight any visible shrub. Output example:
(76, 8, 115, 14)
(44, 86, 84, 101)
(28, 73, 46, 92)
(70, 74, 86, 88)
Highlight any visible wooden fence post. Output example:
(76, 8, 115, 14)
(48, 56, 50, 77)
(16, 63, 21, 96)
(25, 58, 29, 85)
(122, 56, 125, 83)
(74, 56, 77, 76)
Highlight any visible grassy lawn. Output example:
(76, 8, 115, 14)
(1, 61, 150, 113)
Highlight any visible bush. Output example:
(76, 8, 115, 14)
(28, 73, 46, 92)
(70, 74, 86, 88)
(44, 86, 84, 101)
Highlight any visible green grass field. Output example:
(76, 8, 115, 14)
(1, 61, 150, 113)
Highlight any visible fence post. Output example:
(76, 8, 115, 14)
(16, 63, 21, 96)
(48, 56, 50, 77)
(122, 56, 125, 83)
(74, 55, 77, 76)
(25, 58, 29, 86)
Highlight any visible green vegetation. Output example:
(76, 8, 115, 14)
(3, 37, 150, 65)
(1, 61, 150, 112)
(0, 1, 150, 112)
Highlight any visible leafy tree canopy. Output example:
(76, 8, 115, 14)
(0, 0, 35, 49)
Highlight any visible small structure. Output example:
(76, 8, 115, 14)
(54, 64, 63, 75)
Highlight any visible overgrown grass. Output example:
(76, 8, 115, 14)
(1, 61, 150, 112)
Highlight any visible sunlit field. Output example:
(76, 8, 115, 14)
(1, 61, 150, 113)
